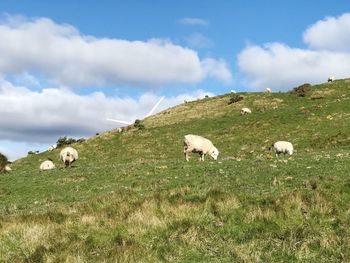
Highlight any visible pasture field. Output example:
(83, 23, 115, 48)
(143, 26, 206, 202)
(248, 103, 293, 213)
(1, 80, 350, 262)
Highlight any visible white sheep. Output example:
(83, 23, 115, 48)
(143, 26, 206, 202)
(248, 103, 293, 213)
(40, 159, 55, 170)
(240, 107, 252, 115)
(265, 88, 272, 93)
(230, 90, 237, 94)
(328, 76, 335, 82)
(48, 144, 57, 151)
(60, 147, 78, 167)
(183, 134, 219, 162)
(270, 141, 293, 157)
(4, 164, 12, 172)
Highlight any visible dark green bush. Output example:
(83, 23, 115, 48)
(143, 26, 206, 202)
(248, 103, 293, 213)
(56, 136, 76, 147)
(292, 83, 312, 97)
(228, 94, 244, 105)
(134, 119, 145, 130)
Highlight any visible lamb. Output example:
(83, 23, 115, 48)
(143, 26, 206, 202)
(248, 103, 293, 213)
(60, 147, 78, 167)
(265, 88, 272, 93)
(328, 76, 335, 82)
(270, 141, 293, 157)
(183, 134, 219, 162)
(40, 159, 55, 170)
(240, 107, 252, 115)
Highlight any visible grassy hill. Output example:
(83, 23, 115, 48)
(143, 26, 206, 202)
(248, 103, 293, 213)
(1, 79, 350, 262)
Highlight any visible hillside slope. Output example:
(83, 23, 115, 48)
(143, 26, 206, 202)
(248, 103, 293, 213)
(1, 79, 350, 262)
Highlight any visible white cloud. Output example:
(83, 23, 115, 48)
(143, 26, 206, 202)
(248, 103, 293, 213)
(178, 17, 209, 26)
(0, 15, 230, 86)
(0, 78, 214, 160)
(185, 33, 213, 49)
(304, 13, 350, 52)
(201, 58, 233, 85)
(238, 13, 350, 90)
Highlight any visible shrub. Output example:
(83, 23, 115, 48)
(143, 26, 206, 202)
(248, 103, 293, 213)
(228, 94, 244, 105)
(292, 83, 312, 97)
(134, 119, 145, 130)
(56, 136, 77, 147)
(27, 150, 39, 155)
(0, 152, 8, 173)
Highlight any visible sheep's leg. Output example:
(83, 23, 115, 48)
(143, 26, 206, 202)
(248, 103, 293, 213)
(184, 145, 193, 162)
(184, 151, 190, 162)
(199, 153, 204, 162)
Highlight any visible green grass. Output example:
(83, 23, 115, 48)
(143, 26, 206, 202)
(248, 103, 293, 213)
(1, 79, 350, 262)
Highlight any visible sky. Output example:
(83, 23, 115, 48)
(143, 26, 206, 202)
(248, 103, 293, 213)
(0, 0, 349, 160)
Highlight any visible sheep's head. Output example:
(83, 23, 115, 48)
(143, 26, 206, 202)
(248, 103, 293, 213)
(63, 152, 75, 167)
(210, 147, 219, 160)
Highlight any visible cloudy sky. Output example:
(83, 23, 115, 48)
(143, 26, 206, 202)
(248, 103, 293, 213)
(0, 1, 349, 160)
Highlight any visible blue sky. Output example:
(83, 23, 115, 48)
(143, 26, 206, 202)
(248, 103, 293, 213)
(0, 1, 349, 160)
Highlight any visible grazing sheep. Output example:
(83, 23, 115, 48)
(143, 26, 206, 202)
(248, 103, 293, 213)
(183, 134, 219, 162)
(60, 147, 78, 167)
(265, 88, 272, 93)
(48, 144, 57, 151)
(40, 159, 55, 170)
(328, 76, 335, 82)
(270, 141, 293, 157)
(116, 127, 122, 133)
(240, 107, 252, 115)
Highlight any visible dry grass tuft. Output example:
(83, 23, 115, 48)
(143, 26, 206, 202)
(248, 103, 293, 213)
(253, 98, 283, 111)
(310, 89, 334, 100)
(0, 222, 54, 261)
(56, 176, 86, 184)
(217, 195, 241, 214)
(127, 199, 165, 228)
(232, 240, 263, 262)
(244, 206, 275, 223)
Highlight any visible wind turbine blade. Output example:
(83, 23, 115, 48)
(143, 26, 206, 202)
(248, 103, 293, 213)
(106, 118, 133, 125)
(145, 96, 165, 118)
